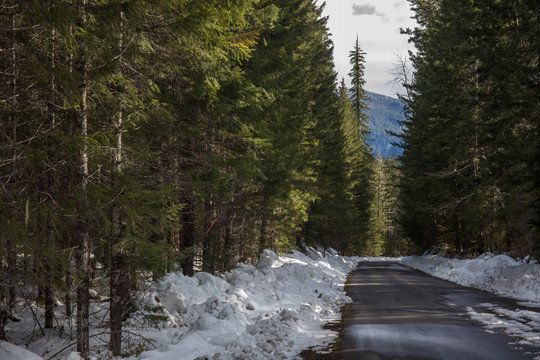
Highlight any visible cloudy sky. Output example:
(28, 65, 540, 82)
(317, 0, 418, 97)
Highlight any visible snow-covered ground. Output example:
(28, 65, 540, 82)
(0, 340, 45, 360)
(3, 250, 540, 360)
(2, 248, 361, 360)
(127, 249, 360, 360)
(399, 253, 540, 302)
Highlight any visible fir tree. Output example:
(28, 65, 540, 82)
(348, 36, 371, 144)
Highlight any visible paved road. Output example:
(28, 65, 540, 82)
(338, 262, 539, 360)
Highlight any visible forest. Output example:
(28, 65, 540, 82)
(0, 0, 538, 358)
(399, 0, 539, 258)
(0, 0, 380, 356)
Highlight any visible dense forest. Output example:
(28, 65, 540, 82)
(399, 0, 539, 258)
(0, 0, 380, 356)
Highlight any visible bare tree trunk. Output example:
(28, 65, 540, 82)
(76, 0, 90, 356)
(110, 256, 129, 356)
(0, 6, 17, 331)
(223, 182, 236, 269)
(65, 270, 72, 320)
(201, 201, 217, 273)
(223, 223, 233, 269)
(258, 217, 268, 254)
(109, 10, 128, 355)
(181, 199, 196, 277)
(44, 8, 56, 329)
(6, 0, 18, 315)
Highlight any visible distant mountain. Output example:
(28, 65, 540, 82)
(365, 91, 405, 158)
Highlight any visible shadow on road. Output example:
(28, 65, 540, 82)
(331, 262, 539, 360)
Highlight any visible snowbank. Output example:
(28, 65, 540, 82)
(0, 340, 44, 360)
(400, 253, 540, 302)
(128, 248, 360, 360)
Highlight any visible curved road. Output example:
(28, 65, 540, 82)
(338, 262, 539, 360)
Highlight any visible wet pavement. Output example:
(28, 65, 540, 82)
(337, 262, 540, 360)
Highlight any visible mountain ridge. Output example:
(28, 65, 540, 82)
(365, 91, 405, 158)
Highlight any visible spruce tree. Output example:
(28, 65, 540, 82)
(344, 38, 374, 254)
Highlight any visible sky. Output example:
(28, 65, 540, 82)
(317, 0, 418, 97)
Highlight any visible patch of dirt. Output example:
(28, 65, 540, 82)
(301, 273, 354, 360)
(300, 319, 343, 359)
(299, 348, 338, 360)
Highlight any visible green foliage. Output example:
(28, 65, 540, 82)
(368, 156, 407, 256)
(348, 36, 370, 144)
(399, 0, 539, 256)
(0, 0, 428, 351)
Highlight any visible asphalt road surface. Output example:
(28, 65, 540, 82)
(338, 262, 539, 360)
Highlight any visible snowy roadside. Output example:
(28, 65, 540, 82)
(1, 248, 360, 360)
(6, 250, 539, 360)
(399, 253, 540, 303)
(124, 248, 360, 360)
(396, 253, 540, 351)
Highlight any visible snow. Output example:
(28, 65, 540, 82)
(399, 253, 540, 302)
(65, 353, 84, 360)
(466, 303, 540, 347)
(0, 340, 44, 360)
(4, 249, 540, 360)
(125, 248, 360, 360)
(1, 248, 359, 360)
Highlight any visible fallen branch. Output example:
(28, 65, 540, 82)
(46, 329, 157, 360)
(17, 282, 45, 336)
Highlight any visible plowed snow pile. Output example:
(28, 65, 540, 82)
(128, 249, 360, 360)
(400, 253, 540, 302)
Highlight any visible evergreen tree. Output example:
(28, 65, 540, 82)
(348, 36, 371, 144)
(400, 0, 539, 256)
(344, 39, 374, 254)
(370, 155, 406, 256)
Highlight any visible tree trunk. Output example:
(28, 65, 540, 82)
(65, 270, 72, 320)
(75, 0, 90, 356)
(224, 222, 233, 269)
(6, 0, 18, 316)
(109, 255, 129, 356)
(201, 201, 215, 273)
(181, 199, 196, 277)
(44, 10, 56, 330)
(258, 217, 268, 254)
(109, 10, 128, 354)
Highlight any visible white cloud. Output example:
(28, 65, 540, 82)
(352, 4, 376, 15)
(352, 3, 389, 22)
(377, 12, 390, 23)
